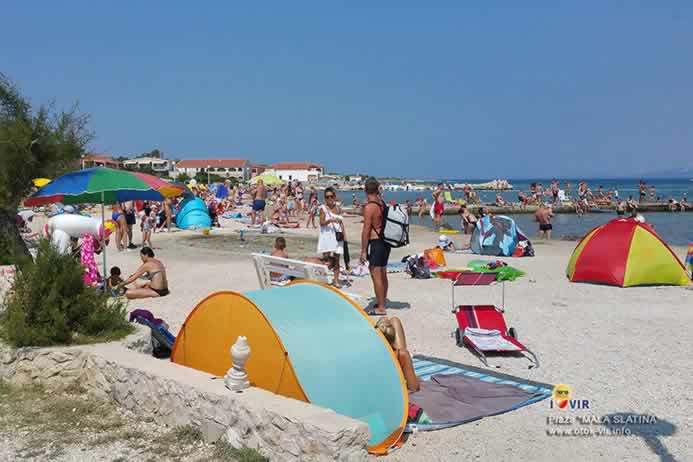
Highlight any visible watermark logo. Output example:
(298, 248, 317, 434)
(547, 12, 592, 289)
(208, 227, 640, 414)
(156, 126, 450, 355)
(550, 384, 590, 410)
(552, 384, 572, 409)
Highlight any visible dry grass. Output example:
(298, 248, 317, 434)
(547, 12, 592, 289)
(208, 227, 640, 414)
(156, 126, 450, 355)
(0, 381, 267, 461)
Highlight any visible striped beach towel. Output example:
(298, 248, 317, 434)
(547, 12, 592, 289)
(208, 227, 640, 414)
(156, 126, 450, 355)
(686, 240, 693, 275)
(406, 355, 553, 432)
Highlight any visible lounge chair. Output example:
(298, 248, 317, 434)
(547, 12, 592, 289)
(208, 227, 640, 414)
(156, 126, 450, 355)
(443, 191, 466, 206)
(453, 304, 539, 368)
(251, 253, 361, 300)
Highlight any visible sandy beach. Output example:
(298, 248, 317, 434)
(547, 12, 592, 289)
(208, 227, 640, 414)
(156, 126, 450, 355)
(46, 209, 689, 462)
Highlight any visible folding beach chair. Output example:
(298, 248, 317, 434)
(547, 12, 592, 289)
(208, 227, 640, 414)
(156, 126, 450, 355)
(450, 271, 501, 313)
(453, 304, 539, 368)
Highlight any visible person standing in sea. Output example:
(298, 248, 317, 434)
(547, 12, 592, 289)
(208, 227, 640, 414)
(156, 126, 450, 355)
(535, 204, 554, 239)
(639, 180, 647, 203)
(431, 183, 444, 229)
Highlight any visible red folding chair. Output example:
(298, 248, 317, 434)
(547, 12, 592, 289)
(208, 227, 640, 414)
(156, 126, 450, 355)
(450, 272, 499, 313)
(453, 304, 539, 368)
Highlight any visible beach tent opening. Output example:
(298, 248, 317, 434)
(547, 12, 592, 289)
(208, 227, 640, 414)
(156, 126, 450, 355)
(470, 215, 532, 257)
(567, 218, 689, 287)
(171, 281, 408, 454)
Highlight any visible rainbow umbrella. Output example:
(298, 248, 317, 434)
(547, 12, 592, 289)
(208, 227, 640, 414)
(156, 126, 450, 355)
(32, 178, 51, 187)
(25, 167, 183, 279)
(25, 167, 182, 206)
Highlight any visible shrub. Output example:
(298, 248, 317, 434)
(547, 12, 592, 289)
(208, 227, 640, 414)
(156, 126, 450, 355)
(0, 239, 133, 347)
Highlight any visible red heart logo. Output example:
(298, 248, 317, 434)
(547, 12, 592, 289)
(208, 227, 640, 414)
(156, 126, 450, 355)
(557, 400, 568, 409)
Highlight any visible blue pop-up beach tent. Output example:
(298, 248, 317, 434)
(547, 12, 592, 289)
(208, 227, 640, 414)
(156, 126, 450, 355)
(171, 282, 408, 454)
(175, 197, 212, 230)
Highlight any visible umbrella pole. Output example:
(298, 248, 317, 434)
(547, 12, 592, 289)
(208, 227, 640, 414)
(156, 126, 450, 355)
(101, 192, 107, 285)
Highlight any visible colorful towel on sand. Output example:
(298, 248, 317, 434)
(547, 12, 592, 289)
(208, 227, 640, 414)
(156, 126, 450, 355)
(686, 241, 692, 275)
(407, 355, 552, 432)
(467, 259, 525, 281)
(386, 262, 408, 273)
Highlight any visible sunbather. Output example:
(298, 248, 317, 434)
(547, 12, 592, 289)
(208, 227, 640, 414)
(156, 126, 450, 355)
(375, 317, 420, 392)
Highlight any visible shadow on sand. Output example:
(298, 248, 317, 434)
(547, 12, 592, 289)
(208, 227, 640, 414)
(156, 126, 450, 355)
(364, 298, 411, 311)
(602, 412, 677, 462)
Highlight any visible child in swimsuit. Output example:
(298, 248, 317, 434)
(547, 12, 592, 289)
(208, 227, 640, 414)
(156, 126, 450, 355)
(108, 266, 126, 296)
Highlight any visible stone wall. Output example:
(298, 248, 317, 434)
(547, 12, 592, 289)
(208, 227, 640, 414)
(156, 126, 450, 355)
(0, 341, 370, 462)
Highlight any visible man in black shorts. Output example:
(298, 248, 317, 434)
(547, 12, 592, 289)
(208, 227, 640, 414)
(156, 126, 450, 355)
(360, 177, 390, 315)
(124, 203, 137, 249)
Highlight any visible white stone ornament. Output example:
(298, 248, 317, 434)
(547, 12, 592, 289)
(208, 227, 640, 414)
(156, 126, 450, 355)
(225, 336, 250, 391)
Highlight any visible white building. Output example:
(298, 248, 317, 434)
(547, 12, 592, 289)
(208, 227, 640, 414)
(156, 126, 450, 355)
(122, 157, 172, 173)
(265, 162, 323, 183)
(175, 159, 251, 181)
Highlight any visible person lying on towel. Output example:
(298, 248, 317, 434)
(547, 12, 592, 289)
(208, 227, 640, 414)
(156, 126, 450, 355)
(375, 317, 420, 393)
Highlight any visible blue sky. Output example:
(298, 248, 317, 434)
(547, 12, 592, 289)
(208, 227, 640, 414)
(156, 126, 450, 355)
(3, 2, 693, 179)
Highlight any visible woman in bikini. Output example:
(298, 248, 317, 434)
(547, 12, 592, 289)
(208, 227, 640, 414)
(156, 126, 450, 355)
(375, 316, 420, 393)
(117, 247, 169, 299)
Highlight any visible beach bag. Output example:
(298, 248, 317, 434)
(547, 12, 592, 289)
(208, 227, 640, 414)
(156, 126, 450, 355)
(381, 203, 410, 248)
(424, 247, 447, 267)
(407, 256, 431, 279)
(368, 201, 409, 248)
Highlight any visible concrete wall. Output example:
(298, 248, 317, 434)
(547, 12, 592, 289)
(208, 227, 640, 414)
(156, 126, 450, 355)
(0, 335, 370, 462)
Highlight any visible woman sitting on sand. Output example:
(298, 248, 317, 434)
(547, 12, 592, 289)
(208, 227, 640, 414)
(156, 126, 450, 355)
(375, 316, 420, 393)
(117, 247, 169, 299)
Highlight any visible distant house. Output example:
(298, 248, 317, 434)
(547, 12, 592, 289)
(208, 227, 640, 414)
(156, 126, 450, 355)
(122, 157, 172, 174)
(265, 162, 323, 183)
(81, 154, 121, 169)
(251, 164, 271, 177)
(175, 159, 251, 181)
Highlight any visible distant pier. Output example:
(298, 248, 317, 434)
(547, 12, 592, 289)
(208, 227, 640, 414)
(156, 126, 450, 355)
(346, 203, 690, 215)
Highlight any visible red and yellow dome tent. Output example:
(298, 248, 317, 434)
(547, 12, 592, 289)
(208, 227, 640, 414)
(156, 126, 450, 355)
(567, 218, 689, 287)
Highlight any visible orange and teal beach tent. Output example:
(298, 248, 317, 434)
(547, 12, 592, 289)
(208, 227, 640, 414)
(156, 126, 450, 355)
(170, 281, 408, 455)
(567, 218, 689, 287)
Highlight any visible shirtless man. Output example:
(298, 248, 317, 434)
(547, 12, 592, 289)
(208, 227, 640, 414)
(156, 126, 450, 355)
(360, 177, 389, 315)
(535, 204, 554, 239)
(163, 198, 172, 233)
(250, 179, 267, 225)
(616, 199, 627, 216)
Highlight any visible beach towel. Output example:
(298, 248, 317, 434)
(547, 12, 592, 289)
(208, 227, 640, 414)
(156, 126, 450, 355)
(467, 259, 525, 281)
(386, 262, 408, 273)
(463, 328, 521, 351)
(686, 240, 693, 275)
(406, 355, 552, 432)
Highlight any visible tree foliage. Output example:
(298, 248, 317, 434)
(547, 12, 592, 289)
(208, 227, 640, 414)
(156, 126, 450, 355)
(1, 239, 133, 347)
(175, 172, 191, 182)
(0, 73, 93, 263)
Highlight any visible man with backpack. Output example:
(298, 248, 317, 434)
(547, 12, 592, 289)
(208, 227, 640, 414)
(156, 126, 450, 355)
(360, 177, 390, 315)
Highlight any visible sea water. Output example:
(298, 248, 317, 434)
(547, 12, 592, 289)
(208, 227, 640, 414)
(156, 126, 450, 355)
(335, 178, 692, 246)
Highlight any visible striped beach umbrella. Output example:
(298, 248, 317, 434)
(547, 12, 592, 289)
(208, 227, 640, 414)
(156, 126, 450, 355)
(566, 218, 689, 287)
(25, 167, 183, 206)
(24, 167, 183, 279)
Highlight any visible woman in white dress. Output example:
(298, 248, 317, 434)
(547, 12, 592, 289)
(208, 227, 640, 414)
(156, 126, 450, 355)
(318, 187, 345, 287)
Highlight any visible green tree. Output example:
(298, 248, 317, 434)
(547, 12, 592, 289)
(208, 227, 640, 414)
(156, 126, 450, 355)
(0, 74, 93, 264)
(194, 171, 225, 184)
(175, 172, 191, 182)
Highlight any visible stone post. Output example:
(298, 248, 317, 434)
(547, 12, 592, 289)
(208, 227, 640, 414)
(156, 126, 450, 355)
(225, 336, 250, 391)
